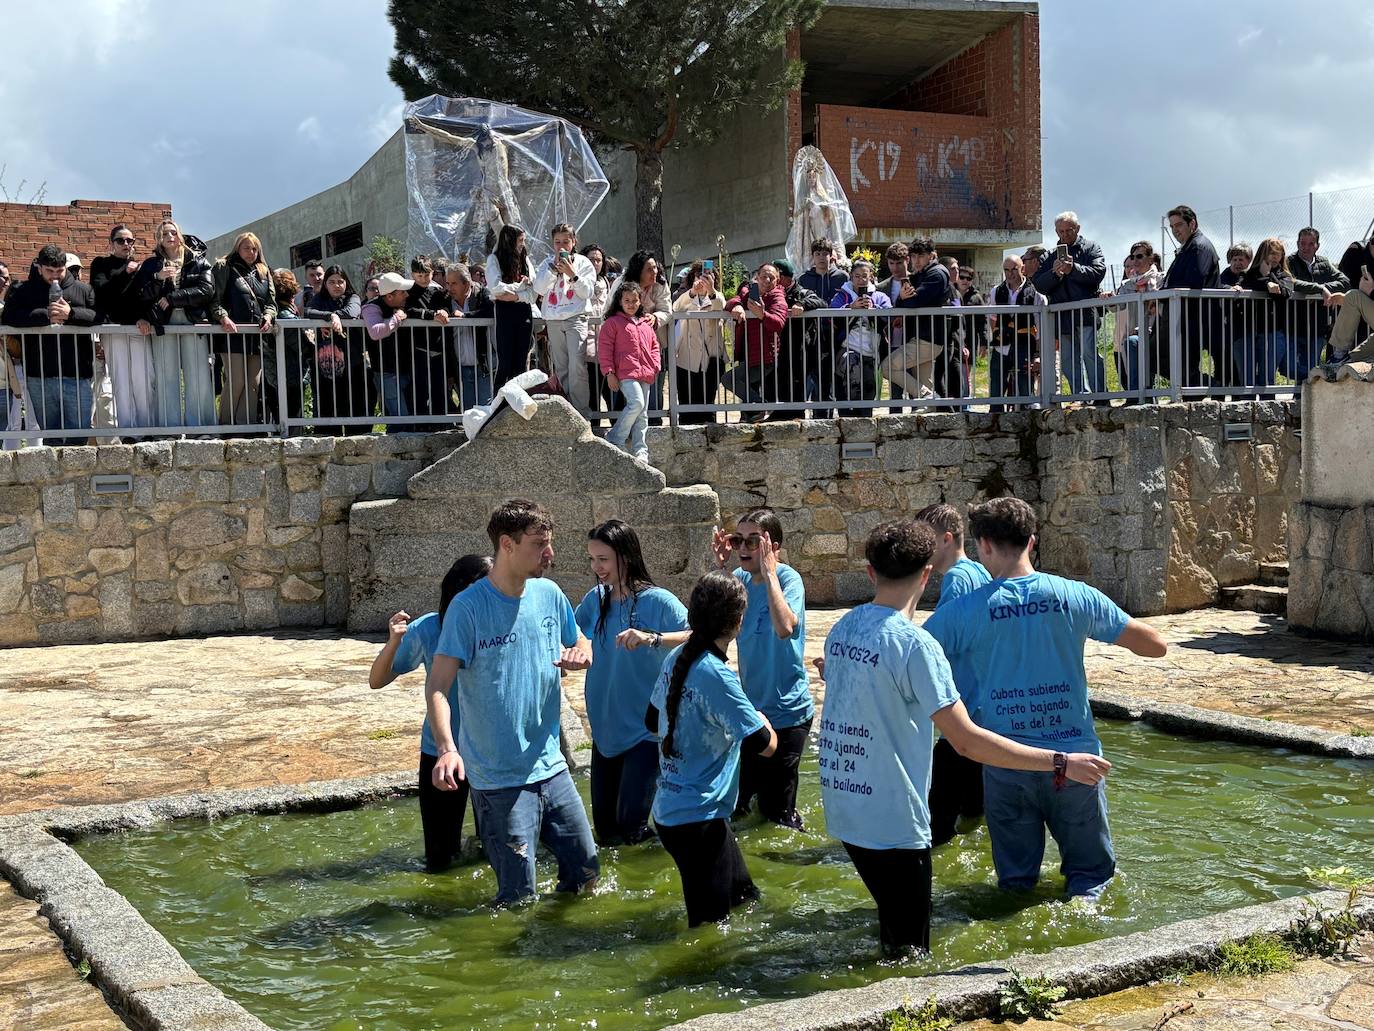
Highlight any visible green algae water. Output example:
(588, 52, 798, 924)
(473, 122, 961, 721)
(78, 722, 1374, 1031)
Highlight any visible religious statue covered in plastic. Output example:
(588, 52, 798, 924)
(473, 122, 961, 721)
(785, 146, 857, 275)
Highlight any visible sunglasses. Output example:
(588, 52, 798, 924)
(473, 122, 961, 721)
(1129, 252, 1147, 261)
(114, 237, 135, 245)
(726, 533, 764, 550)
(958, 273, 973, 280)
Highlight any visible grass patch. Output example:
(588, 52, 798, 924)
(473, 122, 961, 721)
(888, 996, 954, 1031)
(366, 728, 401, 741)
(76, 958, 91, 980)
(1351, 727, 1371, 738)
(997, 970, 1066, 1021)
(16, 769, 42, 779)
(1217, 934, 1296, 977)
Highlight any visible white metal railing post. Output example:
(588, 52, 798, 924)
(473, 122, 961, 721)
(667, 310, 680, 428)
(1167, 293, 1183, 403)
(275, 329, 290, 438)
(1036, 305, 1053, 408)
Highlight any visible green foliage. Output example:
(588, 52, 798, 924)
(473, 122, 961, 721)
(1217, 934, 1296, 977)
(1352, 727, 1372, 737)
(888, 995, 954, 1031)
(1304, 866, 1374, 908)
(367, 235, 405, 276)
(367, 728, 400, 741)
(1289, 903, 1361, 958)
(76, 958, 91, 980)
(717, 254, 750, 297)
(997, 970, 1066, 1021)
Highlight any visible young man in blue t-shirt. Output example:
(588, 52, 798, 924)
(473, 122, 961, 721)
(710, 508, 813, 828)
(817, 519, 1112, 957)
(924, 497, 1168, 901)
(915, 503, 992, 847)
(427, 500, 599, 906)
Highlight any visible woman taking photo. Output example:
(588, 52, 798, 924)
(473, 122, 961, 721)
(580, 243, 616, 421)
(303, 264, 369, 434)
(671, 264, 726, 423)
(138, 220, 216, 429)
(648, 571, 777, 927)
(210, 232, 276, 427)
(574, 519, 689, 845)
(484, 224, 537, 389)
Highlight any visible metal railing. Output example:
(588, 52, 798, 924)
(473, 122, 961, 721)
(0, 290, 1334, 445)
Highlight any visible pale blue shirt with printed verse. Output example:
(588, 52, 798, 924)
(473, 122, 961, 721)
(389, 612, 458, 758)
(732, 565, 813, 728)
(937, 556, 993, 717)
(819, 604, 960, 850)
(575, 585, 689, 757)
(435, 576, 580, 791)
(651, 646, 764, 827)
(924, 572, 1129, 755)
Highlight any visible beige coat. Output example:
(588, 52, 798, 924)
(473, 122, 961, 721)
(671, 290, 726, 371)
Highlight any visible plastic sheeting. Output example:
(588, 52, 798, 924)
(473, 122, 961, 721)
(402, 95, 610, 267)
(785, 145, 857, 275)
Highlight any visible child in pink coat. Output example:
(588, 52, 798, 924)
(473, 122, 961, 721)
(598, 282, 661, 462)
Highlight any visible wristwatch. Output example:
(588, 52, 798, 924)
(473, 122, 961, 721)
(1052, 751, 1068, 788)
(651, 632, 663, 649)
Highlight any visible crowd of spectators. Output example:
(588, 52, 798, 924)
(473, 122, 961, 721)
(2, 205, 1372, 446)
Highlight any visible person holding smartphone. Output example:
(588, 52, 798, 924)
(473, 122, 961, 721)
(1031, 212, 1107, 402)
(724, 264, 788, 420)
(671, 264, 726, 424)
(533, 223, 596, 412)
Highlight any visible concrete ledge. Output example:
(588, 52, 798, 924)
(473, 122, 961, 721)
(1089, 690, 1374, 758)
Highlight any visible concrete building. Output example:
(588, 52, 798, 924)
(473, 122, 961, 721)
(209, 0, 1040, 290)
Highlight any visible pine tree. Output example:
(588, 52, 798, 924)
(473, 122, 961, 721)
(387, 0, 823, 258)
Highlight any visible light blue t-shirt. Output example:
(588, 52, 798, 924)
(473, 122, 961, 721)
(924, 572, 1129, 755)
(819, 604, 961, 850)
(389, 611, 459, 757)
(650, 646, 764, 827)
(937, 557, 993, 716)
(435, 576, 580, 791)
(575, 585, 689, 758)
(733, 564, 814, 728)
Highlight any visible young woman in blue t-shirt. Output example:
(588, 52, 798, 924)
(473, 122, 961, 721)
(647, 571, 777, 926)
(575, 519, 690, 845)
(369, 553, 492, 871)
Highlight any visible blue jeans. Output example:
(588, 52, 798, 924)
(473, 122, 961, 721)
(1057, 324, 1105, 396)
(982, 766, 1115, 900)
(458, 365, 493, 409)
(1282, 334, 1317, 388)
(472, 769, 599, 905)
(31, 376, 93, 437)
(1120, 334, 1142, 393)
(1237, 331, 1288, 392)
(376, 372, 411, 417)
(607, 378, 649, 461)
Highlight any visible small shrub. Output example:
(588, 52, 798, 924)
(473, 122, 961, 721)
(997, 969, 1066, 1021)
(1351, 727, 1371, 738)
(1289, 903, 1361, 958)
(1217, 934, 1295, 977)
(888, 995, 954, 1031)
(367, 728, 400, 741)
(76, 958, 91, 980)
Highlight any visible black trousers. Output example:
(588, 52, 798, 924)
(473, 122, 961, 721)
(675, 362, 721, 425)
(734, 717, 811, 829)
(493, 301, 533, 389)
(312, 365, 369, 436)
(928, 736, 985, 847)
(589, 740, 659, 845)
(844, 841, 932, 957)
(418, 751, 470, 872)
(657, 817, 759, 926)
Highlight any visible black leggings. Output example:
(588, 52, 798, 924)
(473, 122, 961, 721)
(844, 841, 932, 957)
(589, 739, 659, 845)
(418, 751, 470, 872)
(657, 817, 759, 926)
(928, 736, 985, 847)
(493, 301, 533, 389)
(734, 717, 812, 829)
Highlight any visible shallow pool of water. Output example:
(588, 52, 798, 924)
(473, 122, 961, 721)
(77, 722, 1374, 1031)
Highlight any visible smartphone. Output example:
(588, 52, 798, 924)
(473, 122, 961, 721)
(1057, 244, 1069, 261)
(703, 259, 714, 270)
(747, 282, 761, 304)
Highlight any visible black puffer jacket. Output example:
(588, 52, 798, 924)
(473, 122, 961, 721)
(1, 268, 99, 378)
(140, 235, 214, 331)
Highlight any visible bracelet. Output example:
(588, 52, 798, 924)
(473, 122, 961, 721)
(436, 747, 458, 758)
(652, 632, 663, 649)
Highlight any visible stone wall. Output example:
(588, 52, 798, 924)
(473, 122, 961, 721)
(647, 400, 1298, 614)
(0, 433, 459, 647)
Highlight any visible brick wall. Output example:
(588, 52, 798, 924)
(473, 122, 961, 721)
(818, 13, 1040, 232)
(0, 200, 172, 272)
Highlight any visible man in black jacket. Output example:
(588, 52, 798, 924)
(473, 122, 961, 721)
(1162, 205, 1223, 390)
(774, 260, 825, 417)
(883, 236, 956, 400)
(988, 255, 1046, 411)
(1288, 227, 1350, 378)
(1, 244, 99, 439)
(404, 256, 452, 430)
(1032, 212, 1107, 401)
(444, 262, 494, 408)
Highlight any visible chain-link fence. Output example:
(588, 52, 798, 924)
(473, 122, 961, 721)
(1172, 184, 1374, 257)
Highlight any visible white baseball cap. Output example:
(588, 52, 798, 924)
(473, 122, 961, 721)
(376, 271, 414, 295)
(65, 253, 82, 270)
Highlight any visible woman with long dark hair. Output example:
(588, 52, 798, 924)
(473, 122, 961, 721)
(648, 571, 777, 926)
(574, 519, 689, 845)
(484, 224, 537, 389)
(369, 553, 492, 871)
(304, 264, 369, 435)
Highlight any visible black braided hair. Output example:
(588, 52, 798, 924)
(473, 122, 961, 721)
(662, 571, 747, 760)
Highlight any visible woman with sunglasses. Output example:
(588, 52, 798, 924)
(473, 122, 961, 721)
(91, 225, 156, 434)
(709, 507, 813, 829)
(575, 519, 689, 845)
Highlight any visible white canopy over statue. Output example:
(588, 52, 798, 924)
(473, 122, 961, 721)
(402, 95, 609, 266)
(785, 145, 857, 274)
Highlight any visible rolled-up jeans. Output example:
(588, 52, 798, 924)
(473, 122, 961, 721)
(471, 768, 599, 906)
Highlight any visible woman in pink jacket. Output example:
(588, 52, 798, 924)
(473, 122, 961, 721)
(598, 281, 661, 462)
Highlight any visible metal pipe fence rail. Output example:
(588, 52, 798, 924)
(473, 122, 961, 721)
(0, 290, 1335, 445)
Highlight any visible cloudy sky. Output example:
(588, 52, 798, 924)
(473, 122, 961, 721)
(4, 0, 1373, 272)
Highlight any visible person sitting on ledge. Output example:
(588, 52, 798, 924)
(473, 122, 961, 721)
(1321, 264, 1374, 372)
